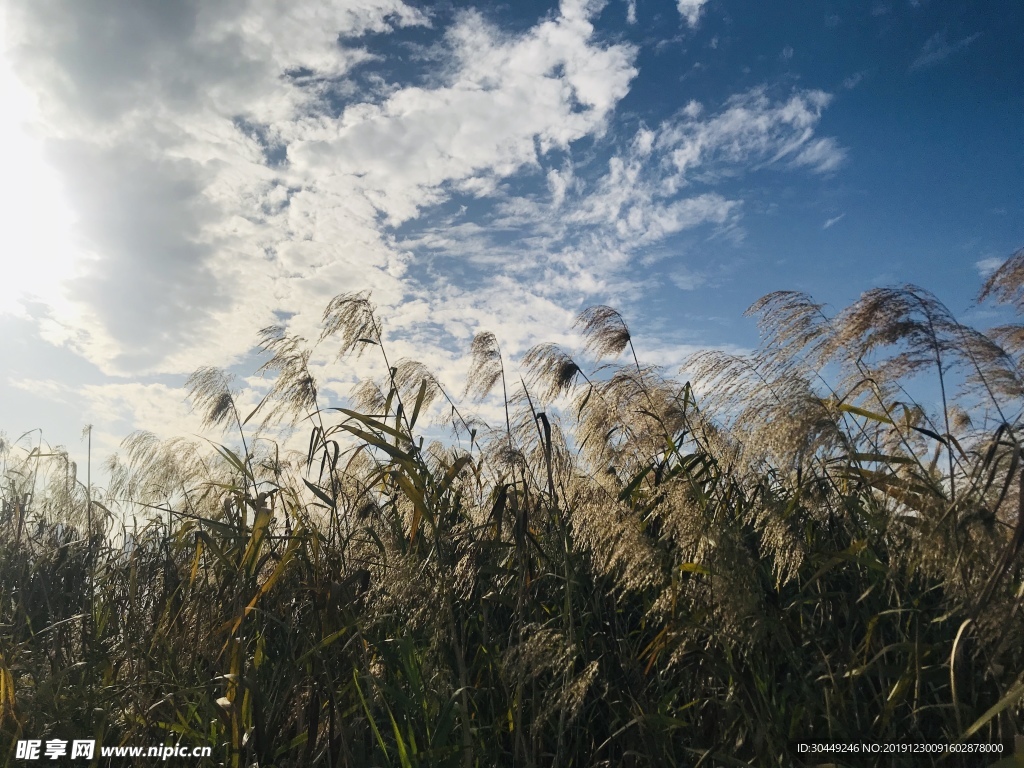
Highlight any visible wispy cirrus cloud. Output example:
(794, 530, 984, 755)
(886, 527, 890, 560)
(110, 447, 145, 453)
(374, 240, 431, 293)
(910, 31, 981, 71)
(655, 87, 846, 178)
(397, 84, 845, 337)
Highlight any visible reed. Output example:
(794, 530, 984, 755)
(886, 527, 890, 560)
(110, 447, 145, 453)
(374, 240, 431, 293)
(2, 249, 1024, 766)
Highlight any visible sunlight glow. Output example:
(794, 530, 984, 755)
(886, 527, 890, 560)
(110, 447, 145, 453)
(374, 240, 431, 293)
(0, 11, 81, 317)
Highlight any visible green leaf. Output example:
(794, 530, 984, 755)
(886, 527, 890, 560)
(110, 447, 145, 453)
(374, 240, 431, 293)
(241, 392, 272, 426)
(679, 562, 710, 575)
(335, 408, 411, 444)
(353, 670, 391, 765)
(618, 466, 652, 502)
(303, 479, 336, 509)
(838, 403, 894, 424)
(340, 424, 414, 463)
(962, 678, 1024, 740)
(850, 452, 915, 465)
(439, 455, 474, 497)
(409, 378, 428, 430)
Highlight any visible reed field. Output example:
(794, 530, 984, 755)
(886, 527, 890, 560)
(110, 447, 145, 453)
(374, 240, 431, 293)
(4, 250, 1024, 767)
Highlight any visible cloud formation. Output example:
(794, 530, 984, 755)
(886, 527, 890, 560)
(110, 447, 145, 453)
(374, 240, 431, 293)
(3, 0, 848, 463)
(7, 0, 639, 376)
(676, 0, 711, 28)
(975, 257, 1003, 278)
(910, 31, 981, 71)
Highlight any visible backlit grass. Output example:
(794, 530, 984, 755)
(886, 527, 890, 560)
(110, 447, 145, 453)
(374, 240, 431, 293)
(3, 250, 1024, 767)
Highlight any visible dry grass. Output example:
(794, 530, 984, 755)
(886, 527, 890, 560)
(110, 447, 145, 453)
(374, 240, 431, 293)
(3, 251, 1024, 766)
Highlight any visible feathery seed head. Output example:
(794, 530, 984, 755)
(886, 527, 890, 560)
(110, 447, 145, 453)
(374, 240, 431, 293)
(320, 292, 380, 358)
(466, 331, 504, 401)
(523, 343, 582, 401)
(576, 305, 632, 360)
(185, 367, 239, 432)
(978, 247, 1024, 312)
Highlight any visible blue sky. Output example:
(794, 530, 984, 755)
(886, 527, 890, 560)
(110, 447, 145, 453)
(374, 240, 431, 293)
(0, 0, 1021, 478)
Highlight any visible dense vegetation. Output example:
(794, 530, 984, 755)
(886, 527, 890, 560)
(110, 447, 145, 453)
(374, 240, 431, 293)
(4, 251, 1024, 767)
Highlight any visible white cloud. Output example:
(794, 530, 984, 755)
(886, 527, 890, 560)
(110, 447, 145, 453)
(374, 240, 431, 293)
(842, 71, 866, 89)
(676, 0, 711, 28)
(3, 0, 847, 463)
(792, 137, 847, 173)
(976, 257, 1003, 278)
(403, 85, 843, 290)
(823, 213, 846, 229)
(7, 377, 71, 404)
(5, 377, 213, 476)
(287, 7, 637, 226)
(5, 0, 435, 376)
(81, 382, 200, 436)
(6, 0, 637, 378)
(394, 86, 842, 356)
(547, 167, 575, 209)
(669, 267, 706, 291)
(656, 87, 844, 179)
(0, 40, 82, 320)
(910, 31, 981, 71)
